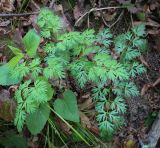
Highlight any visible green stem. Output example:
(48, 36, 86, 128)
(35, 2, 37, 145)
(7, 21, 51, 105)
(48, 106, 91, 146)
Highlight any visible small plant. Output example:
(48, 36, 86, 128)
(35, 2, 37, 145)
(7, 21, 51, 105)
(0, 8, 147, 141)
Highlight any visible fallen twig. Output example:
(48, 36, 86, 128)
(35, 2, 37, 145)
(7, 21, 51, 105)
(110, 10, 124, 28)
(0, 12, 39, 17)
(141, 77, 160, 96)
(147, 112, 160, 148)
(75, 6, 125, 26)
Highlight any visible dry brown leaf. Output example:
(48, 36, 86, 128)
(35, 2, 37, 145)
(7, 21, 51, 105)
(149, 1, 160, 11)
(0, 20, 10, 27)
(103, 11, 117, 22)
(0, 0, 15, 12)
(146, 18, 160, 27)
(54, 4, 64, 13)
(8, 85, 18, 95)
(53, 4, 72, 31)
(113, 137, 120, 148)
(147, 29, 159, 35)
(56, 118, 71, 135)
(0, 89, 16, 121)
(80, 111, 91, 129)
(40, 0, 49, 5)
(79, 97, 93, 110)
(73, 5, 82, 20)
(139, 55, 149, 68)
(89, 126, 99, 135)
(141, 77, 160, 96)
(11, 28, 24, 50)
(141, 84, 151, 96)
(152, 77, 160, 87)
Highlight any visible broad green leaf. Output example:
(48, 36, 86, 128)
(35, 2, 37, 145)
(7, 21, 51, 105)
(0, 54, 23, 85)
(8, 54, 24, 68)
(8, 45, 22, 55)
(26, 103, 50, 135)
(54, 90, 80, 122)
(0, 64, 20, 85)
(22, 29, 40, 57)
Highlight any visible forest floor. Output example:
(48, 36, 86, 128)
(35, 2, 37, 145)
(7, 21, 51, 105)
(0, 0, 160, 147)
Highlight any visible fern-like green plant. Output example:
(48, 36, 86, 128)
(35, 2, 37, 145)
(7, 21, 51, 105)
(0, 8, 147, 140)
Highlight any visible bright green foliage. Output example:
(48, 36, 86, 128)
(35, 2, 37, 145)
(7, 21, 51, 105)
(0, 64, 20, 85)
(93, 24, 147, 138)
(1, 8, 147, 139)
(43, 57, 66, 79)
(96, 28, 112, 48)
(8, 45, 22, 55)
(22, 29, 41, 57)
(37, 8, 61, 38)
(10, 62, 30, 80)
(26, 103, 50, 135)
(54, 90, 80, 122)
(14, 79, 52, 132)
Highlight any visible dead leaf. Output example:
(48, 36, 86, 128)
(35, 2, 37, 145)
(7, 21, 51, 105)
(43, 0, 49, 5)
(77, 0, 85, 9)
(89, 126, 99, 135)
(53, 4, 72, 32)
(73, 5, 82, 20)
(11, 28, 24, 51)
(139, 55, 149, 68)
(113, 137, 120, 148)
(0, 0, 15, 12)
(147, 29, 159, 35)
(8, 85, 18, 95)
(30, 0, 40, 11)
(80, 111, 91, 129)
(152, 77, 160, 87)
(149, 2, 160, 11)
(56, 118, 71, 135)
(0, 89, 16, 121)
(0, 20, 10, 27)
(79, 97, 93, 110)
(103, 11, 117, 22)
(146, 18, 160, 27)
(141, 84, 152, 96)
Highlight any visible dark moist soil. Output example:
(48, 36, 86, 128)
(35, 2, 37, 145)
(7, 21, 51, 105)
(116, 42, 160, 146)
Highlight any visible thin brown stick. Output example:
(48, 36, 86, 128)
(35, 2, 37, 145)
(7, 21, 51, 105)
(75, 6, 125, 26)
(0, 12, 39, 17)
(110, 10, 124, 28)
